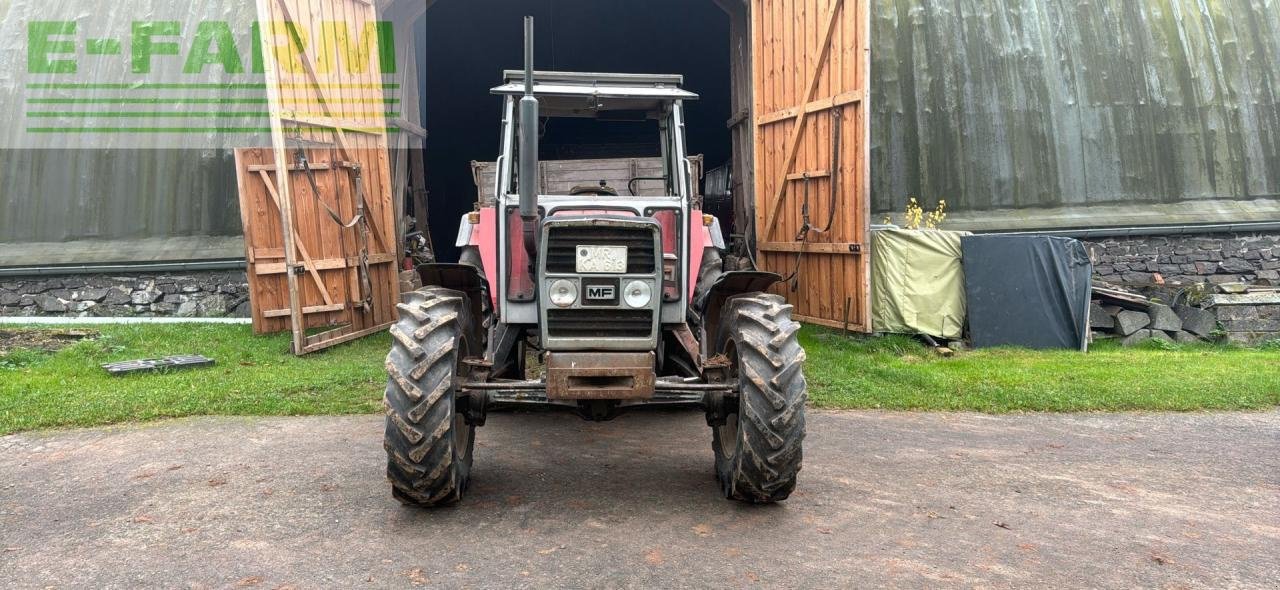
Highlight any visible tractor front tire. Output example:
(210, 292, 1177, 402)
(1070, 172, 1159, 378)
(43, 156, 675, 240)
(712, 293, 807, 503)
(383, 286, 479, 507)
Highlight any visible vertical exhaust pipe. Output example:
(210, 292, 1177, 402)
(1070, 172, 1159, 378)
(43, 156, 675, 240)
(519, 16, 540, 262)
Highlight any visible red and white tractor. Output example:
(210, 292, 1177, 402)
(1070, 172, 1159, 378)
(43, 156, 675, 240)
(382, 18, 806, 506)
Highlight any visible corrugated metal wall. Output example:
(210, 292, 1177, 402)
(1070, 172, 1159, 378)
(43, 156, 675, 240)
(0, 149, 240, 243)
(0, 0, 253, 256)
(872, 0, 1280, 221)
(0, 0, 414, 264)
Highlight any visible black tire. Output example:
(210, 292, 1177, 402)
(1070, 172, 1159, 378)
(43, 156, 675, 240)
(383, 286, 480, 507)
(712, 293, 807, 503)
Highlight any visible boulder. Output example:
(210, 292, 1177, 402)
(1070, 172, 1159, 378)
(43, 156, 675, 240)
(1089, 303, 1115, 329)
(1115, 310, 1151, 336)
(176, 300, 201, 317)
(1219, 258, 1254, 273)
(1147, 303, 1183, 332)
(229, 300, 252, 318)
(1121, 329, 1154, 347)
(197, 294, 230, 316)
(35, 295, 67, 313)
(1173, 331, 1201, 344)
(131, 288, 162, 305)
(1174, 305, 1217, 337)
(102, 287, 133, 305)
(1122, 329, 1172, 347)
(75, 287, 110, 302)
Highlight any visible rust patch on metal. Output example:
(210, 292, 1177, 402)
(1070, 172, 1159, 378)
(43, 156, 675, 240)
(546, 352, 655, 400)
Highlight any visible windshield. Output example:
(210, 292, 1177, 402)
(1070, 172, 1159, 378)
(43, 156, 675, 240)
(500, 97, 688, 198)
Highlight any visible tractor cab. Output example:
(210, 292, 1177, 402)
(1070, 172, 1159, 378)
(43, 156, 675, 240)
(485, 71, 703, 336)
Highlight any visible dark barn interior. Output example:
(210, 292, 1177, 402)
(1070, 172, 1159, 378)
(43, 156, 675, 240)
(417, 0, 732, 262)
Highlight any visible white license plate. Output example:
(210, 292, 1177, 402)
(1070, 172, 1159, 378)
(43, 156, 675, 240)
(576, 245, 628, 274)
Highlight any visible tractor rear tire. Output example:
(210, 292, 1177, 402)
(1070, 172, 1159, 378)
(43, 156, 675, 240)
(383, 286, 480, 507)
(712, 293, 807, 503)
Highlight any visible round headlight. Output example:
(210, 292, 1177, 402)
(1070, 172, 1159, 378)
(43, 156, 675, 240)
(549, 279, 577, 307)
(623, 280, 652, 308)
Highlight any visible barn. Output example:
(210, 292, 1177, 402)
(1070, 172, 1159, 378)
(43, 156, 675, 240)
(1, 0, 1278, 330)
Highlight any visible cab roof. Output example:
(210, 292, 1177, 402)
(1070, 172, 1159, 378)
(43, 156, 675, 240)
(492, 71, 698, 118)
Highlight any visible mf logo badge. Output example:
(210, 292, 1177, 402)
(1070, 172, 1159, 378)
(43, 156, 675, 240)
(586, 285, 616, 300)
(576, 245, 628, 274)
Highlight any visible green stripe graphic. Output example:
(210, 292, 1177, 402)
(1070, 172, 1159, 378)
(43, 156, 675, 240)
(28, 98, 400, 104)
(26, 111, 401, 118)
(27, 83, 401, 90)
(27, 127, 404, 133)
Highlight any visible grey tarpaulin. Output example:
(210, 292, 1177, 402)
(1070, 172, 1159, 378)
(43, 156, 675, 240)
(962, 235, 1092, 351)
(871, 228, 970, 339)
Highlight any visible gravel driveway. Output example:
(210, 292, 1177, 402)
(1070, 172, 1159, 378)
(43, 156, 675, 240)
(2, 410, 1277, 588)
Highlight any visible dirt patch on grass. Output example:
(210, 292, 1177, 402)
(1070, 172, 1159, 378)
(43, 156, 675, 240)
(0, 328, 97, 356)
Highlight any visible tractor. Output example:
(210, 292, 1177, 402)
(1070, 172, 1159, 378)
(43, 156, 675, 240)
(382, 18, 806, 506)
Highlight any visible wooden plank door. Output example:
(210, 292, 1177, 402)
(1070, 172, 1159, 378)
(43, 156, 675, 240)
(751, 0, 871, 331)
(235, 0, 401, 354)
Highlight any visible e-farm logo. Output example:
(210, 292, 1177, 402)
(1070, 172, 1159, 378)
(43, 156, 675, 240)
(22, 18, 401, 141)
(28, 20, 396, 75)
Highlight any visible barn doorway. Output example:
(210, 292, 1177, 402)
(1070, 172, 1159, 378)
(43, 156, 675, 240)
(416, 0, 744, 263)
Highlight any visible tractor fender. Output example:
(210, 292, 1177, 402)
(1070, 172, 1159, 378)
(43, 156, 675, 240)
(414, 263, 491, 322)
(700, 271, 782, 351)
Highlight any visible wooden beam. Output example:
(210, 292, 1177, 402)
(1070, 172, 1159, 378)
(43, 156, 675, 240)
(725, 109, 750, 129)
(755, 90, 863, 126)
(793, 313, 866, 332)
(759, 0, 846, 243)
(254, 253, 396, 275)
(255, 0, 304, 354)
(256, 169, 336, 306)
(391, 117, 427, 139)
(758, 241, 862, 254)
(785, 170, 830, 181)
(263, 303, 347, 318)
(248, 162, 334, 173)
(301, 321, 395, 352)
(281, 114, 385, 136)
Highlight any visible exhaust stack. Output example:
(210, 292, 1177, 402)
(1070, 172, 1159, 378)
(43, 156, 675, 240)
(519, 16, 540, 260)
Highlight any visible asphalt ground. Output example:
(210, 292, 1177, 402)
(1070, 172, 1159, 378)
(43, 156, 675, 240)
(2, 410, 1277, 588)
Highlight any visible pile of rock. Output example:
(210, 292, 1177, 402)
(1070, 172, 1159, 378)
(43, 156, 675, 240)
(1090, 297, 1218, 346)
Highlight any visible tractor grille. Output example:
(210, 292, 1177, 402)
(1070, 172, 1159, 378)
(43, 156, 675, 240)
(545, 226, 657, 274)
(546, 309, 654, 339)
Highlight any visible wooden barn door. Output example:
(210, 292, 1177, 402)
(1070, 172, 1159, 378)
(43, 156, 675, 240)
(751, 0, 870, 331)
(235, 0, 400, 354)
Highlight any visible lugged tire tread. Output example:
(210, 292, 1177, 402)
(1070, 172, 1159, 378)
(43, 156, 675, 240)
(383, 286, 475, 507)
(714, 293, 807, 503)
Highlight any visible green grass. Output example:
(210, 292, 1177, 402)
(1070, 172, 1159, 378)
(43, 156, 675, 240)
(1, 324, 1277, 436)
(802, 329, 1280, 412)
(0, 324, 389, 436)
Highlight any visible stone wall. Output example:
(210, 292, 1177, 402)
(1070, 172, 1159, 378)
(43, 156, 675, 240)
(1084, 232, 1280, 287)
(1213, 297, 1280, 345)
(0, 271, 250, 318)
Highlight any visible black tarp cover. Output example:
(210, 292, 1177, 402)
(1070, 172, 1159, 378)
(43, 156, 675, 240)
(962, 235, 1093, 351)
